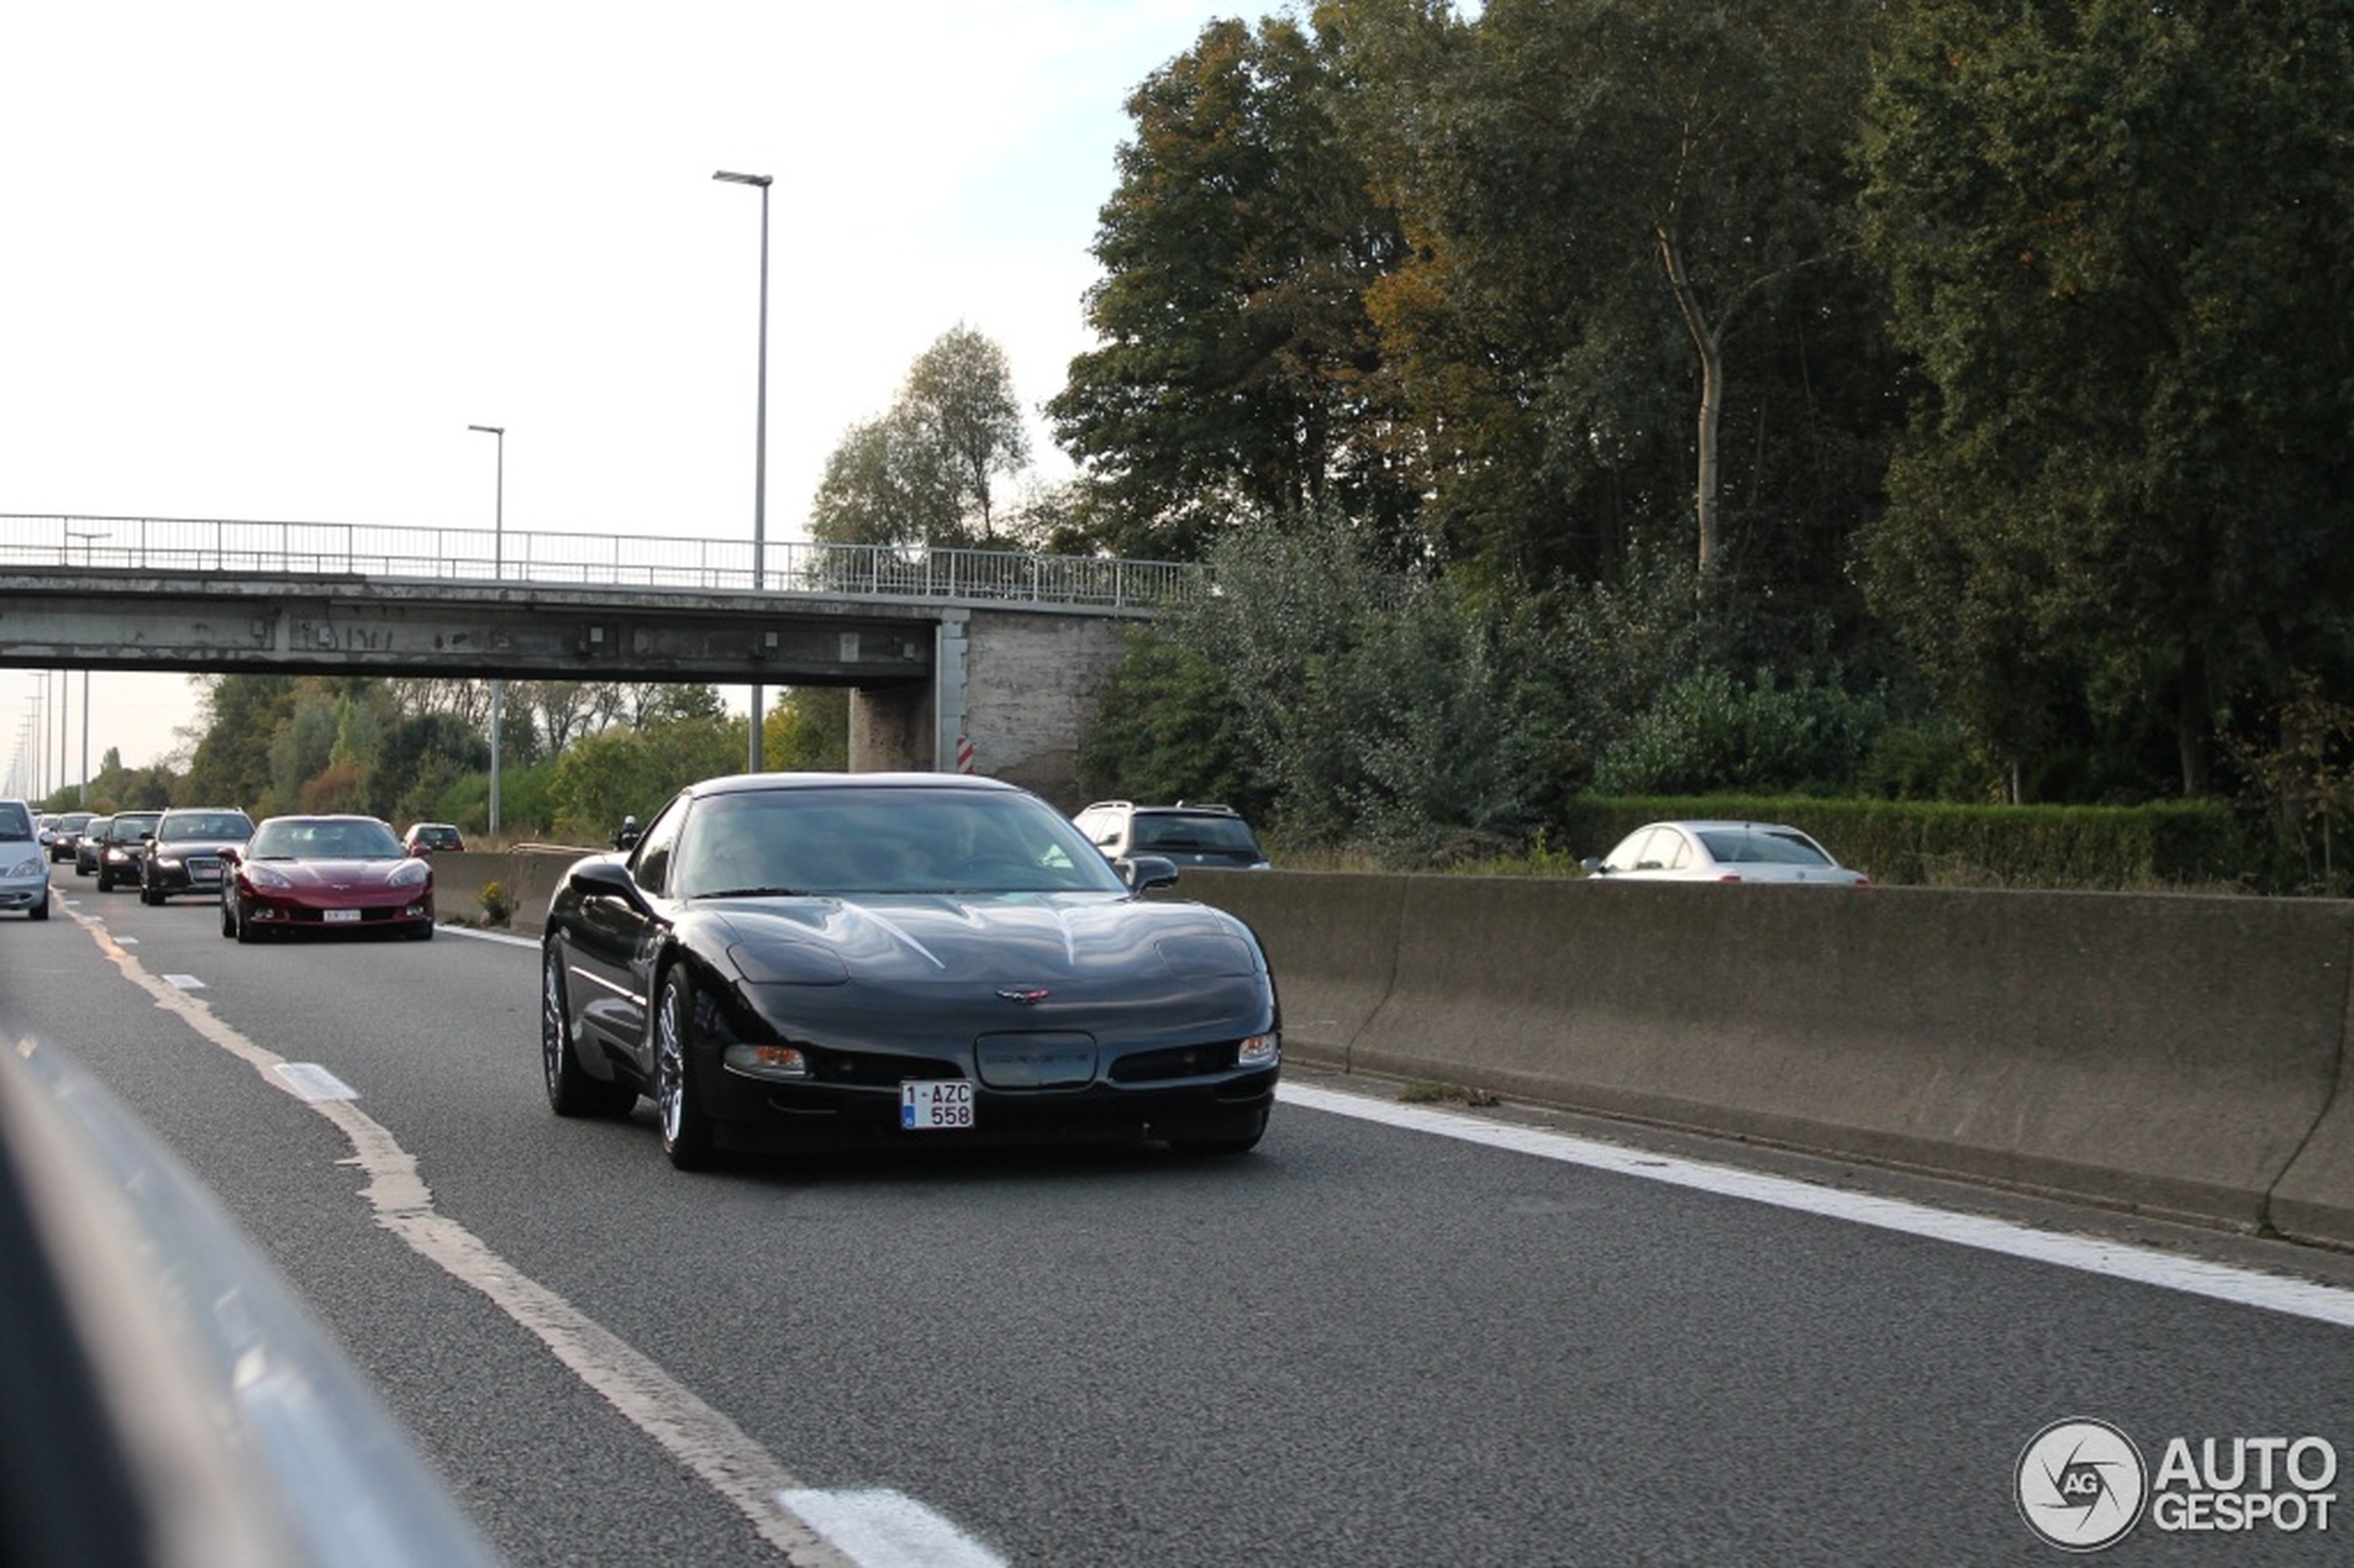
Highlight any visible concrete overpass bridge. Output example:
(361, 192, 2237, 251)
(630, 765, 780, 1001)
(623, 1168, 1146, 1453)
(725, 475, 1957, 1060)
(0, 514, 1207, 804)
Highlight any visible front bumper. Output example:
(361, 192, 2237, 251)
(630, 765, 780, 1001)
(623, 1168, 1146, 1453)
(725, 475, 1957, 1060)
(242, 893, 436, 932)
(146, 854, 228, 899)
(696, 1049, 1280, 1153)
(0, 877, 51, 912)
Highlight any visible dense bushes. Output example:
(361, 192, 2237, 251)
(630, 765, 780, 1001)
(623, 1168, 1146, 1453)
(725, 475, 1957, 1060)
(1077, 517, 2305, 890)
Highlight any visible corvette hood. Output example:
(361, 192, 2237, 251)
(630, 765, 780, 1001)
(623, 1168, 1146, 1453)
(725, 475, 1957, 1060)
(703, 892, 1263, 986)
(251, 858, 419, 887)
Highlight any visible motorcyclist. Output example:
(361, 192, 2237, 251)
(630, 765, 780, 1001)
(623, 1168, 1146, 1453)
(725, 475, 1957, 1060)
(610, 815, 640, 852)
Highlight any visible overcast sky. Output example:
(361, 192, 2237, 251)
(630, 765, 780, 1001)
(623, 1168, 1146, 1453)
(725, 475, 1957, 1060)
(1, 0, 1245, 790)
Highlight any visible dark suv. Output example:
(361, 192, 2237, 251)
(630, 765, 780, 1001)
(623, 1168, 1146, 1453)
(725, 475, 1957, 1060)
(141, 808, 256, 904)
(94, 811, 164, 892)
(401, 822, 465, 855)
(1070, 801, 1271, 870)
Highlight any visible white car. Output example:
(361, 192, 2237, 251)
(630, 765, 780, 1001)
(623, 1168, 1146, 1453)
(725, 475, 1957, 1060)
(1581, 819, 1869, 885)
(0, 798, 54, 919)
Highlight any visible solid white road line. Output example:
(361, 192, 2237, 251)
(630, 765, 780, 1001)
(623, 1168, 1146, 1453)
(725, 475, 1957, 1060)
(1280, 1081, 2354, 1331)
(76, 911, 1005, 1568)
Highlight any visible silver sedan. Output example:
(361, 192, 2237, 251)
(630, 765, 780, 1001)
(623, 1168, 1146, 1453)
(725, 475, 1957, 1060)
(1582, 819, 1870, 885)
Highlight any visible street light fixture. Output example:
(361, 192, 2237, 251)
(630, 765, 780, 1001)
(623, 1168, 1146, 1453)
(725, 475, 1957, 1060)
(467, 424, 505, 578)
(713, 168, 772, 773)
(468, 423, 506, 839)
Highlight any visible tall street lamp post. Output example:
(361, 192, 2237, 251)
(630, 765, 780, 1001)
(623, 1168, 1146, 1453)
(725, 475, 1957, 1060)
(468, 424, 506, 838)
(713, 168, 772, 773)
(66, 530, 100, 803)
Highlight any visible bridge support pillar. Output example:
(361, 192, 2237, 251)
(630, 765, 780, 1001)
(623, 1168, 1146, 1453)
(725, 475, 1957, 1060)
(849, 687, 932, 773)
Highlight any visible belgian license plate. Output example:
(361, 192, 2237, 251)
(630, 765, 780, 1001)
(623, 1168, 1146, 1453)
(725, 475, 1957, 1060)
(324, 908, 361, 923)
(901, 1079, 974, 1131)
(193, 868, 219, 884)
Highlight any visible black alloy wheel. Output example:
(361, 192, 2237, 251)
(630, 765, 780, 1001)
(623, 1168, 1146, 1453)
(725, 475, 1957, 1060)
(540, 941, 635, 1119)
(652, 967, 719, 1171)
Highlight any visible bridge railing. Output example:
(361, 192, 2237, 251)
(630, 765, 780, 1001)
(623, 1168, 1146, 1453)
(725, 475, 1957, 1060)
(0, 514, 1209, 611)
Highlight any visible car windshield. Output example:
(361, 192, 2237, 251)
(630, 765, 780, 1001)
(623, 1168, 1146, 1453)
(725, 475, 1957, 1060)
(673, 787, 1129, 899)
(249, 819, 406, 860)
(159, 813, 254, 841)
(0, 803, 30, 841)
(1697, 828, 1834, 866)
(109, 814, 161, 840)
(1131, 813, 1260, 853)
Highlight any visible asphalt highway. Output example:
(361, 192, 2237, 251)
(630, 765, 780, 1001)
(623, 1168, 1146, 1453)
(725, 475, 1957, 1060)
(5, 881, 2352, 1566)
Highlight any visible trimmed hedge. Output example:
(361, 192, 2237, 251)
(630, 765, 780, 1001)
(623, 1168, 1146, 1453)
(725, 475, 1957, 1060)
(1560, 796, 2258, 892)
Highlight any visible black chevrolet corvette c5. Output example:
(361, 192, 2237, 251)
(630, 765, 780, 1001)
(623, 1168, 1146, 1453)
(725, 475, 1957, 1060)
(538, 773, 1283, 1170)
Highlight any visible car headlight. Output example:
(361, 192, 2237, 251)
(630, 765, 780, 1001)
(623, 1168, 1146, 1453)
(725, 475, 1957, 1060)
(246, 865, 294, 890)
(728, 943, 850, 985)
(1155, 932, 1259, 978)
(155, 854, 184, 871)
(4, 854, 40, 878)
(1237, 1031, 1281, 1068)
(722, 1043, 815, 1081)
(388, 860, 429, 888)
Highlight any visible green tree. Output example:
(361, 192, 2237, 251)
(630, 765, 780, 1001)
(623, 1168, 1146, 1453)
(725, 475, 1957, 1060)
(267, 684, 346, 816)
(1335, 0, 1888, 588)
(1158, 512, 1576, 852)
(1857, 0, 2354, 798)
(370, 712, 490, 825)
(184, 675, 297, 808)
(547, 713, 744, 841)
(810, 408, 961, 549)
(766, 687, 849, 772)
(1048, 15, 1412, 559)
(905, 326, 1030, 542)
(811, 326, 1030, 549)
(1078, 629, 1262, 815)
(649, 684, 728, 725)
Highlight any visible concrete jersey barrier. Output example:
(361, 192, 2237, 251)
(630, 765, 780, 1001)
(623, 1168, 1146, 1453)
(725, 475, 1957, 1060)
(451, 852, 2354, 1251)
(1182, 870, 2354, 1252)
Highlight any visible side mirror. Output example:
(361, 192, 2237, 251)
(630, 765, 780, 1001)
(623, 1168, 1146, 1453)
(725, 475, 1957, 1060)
(572, 857, 648, 909)
(218, 846, 242, 867)
(1118, 854, 1180, 892)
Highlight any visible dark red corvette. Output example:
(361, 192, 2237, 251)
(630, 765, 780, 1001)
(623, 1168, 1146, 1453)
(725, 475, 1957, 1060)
(218, 815, 436, 942)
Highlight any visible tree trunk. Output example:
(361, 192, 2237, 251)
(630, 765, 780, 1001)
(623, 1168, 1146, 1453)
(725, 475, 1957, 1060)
(2177, 637, 2211, 796)
(1656, 224, 1724, 578)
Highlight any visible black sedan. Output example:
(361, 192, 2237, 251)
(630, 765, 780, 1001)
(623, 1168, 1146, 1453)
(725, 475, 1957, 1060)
(73, 815, 112, 877)
(93, 810, 162, 892)
(140, 807, 256, 904)
(539, 772, 1282, 1170)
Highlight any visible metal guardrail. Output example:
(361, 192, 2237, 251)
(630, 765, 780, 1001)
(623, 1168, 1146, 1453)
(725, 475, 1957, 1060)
(0, 513, 1209, 611)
